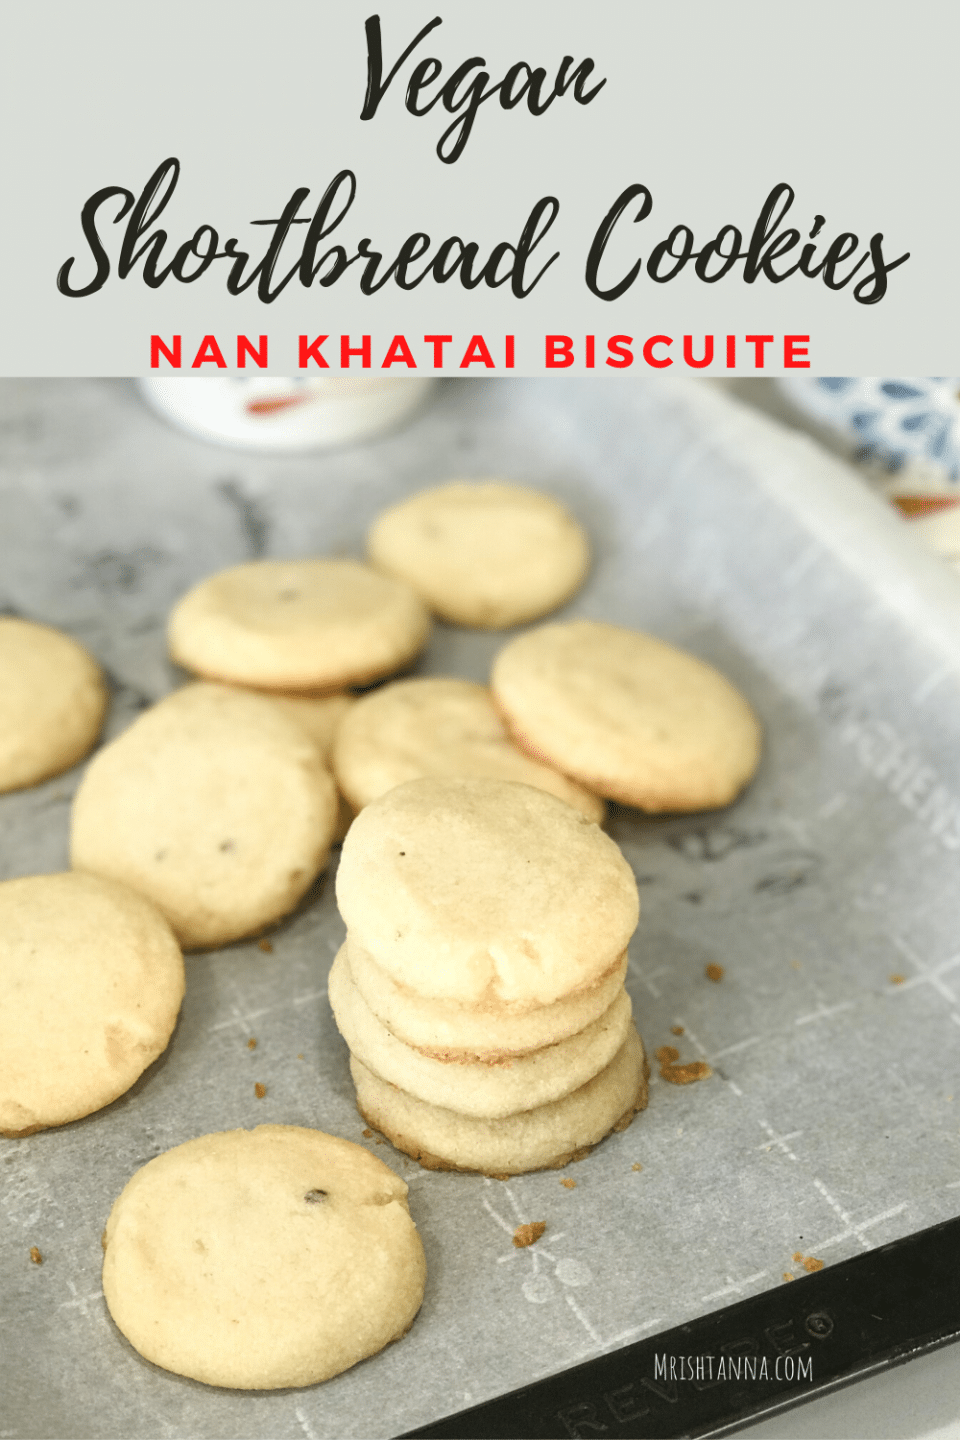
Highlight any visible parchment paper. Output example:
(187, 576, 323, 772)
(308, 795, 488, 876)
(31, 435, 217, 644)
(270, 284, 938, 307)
(2, 376, 960, 1440)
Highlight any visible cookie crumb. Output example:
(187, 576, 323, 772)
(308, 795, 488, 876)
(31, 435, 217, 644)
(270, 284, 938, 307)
(792, 1250, 824, 1273)
(890, 973, 906, 985)
(782, 1271, 795, 1282)
(656, 1044, 712, 1085)
(247, 1038, 257, 1050)
(793, 1252, 824, 1273)
(560, 1178, 577, 1189)
(29, 1246, 42, 1265)
(297, 1053, 304, 1060)
(254, 1082, 266, 1099)
(791, 960, 802, 970)
(663, 1061, 712, 1084)
(631, 1162, 643, 1172)
(670, 1025, 684, 1036)
(513, 1222, 547, 1248)
(706, 963, 725, 982)
(258, 938, 273, 953)
(362, 1128, 374, 1139)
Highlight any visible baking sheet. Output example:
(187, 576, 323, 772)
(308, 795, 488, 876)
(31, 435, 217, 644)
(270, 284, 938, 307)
(2, 376, 960, 1440)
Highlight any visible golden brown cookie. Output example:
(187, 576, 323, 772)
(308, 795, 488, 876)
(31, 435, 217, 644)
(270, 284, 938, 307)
(491, 620, 762, 811)
(367, 481, 590, 628)
(329, 943, 633, 1117)
(332, 677, 603, 823)
(101, 1126, 426, 1388)
(0, 872, 184, 1137)
(71, 683, 338, 949)
(254, 688, 356, 841)
(168, 558, 431, 691)
(346, 937, 629, 1060)
(335, 777, 639, 1007)
(0, 618, 107, 792)
(266, 691, 355, 761)
(352, 1028, 648, 1175)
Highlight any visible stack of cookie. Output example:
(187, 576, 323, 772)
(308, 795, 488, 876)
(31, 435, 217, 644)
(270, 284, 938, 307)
(330, 777, 648, 1175)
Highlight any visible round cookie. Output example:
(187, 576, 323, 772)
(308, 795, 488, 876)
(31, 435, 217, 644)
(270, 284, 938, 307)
(335, 778, 639, 1007)
(263, 690, 355, 762)
(347, 938, 629, 1060)
(367, 481, 590, 629)
(491, 620, 762, 812)
(0, 618, 107, 792)
(351, 1028, 648, 1175)
(257, 689, 356, 842)
(168, 558, 431, 692)
(329, 944, 633, 1118)
(71, 683, 339, 949)
(101, 1126, 426, 1389)
(0, 872, 184, 1138)
(332, 678, 604, 823)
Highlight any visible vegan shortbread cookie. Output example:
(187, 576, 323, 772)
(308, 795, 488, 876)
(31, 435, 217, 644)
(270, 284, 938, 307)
(351, 1029, 649, 1175)
(367, 481, 590, 629)
(101, 1126, 427, 1389)
(168, 558, 431, 692)
(329, 944, 633, 1118)
(332, 677, 604, 822)
(491, 620, 762, 812)
(71, 683, 338, 949)
(266, 690, 356, 762)
(0, 872, 184, 1138)
(332, 775, 645, 1175)
(0, 618, 107, 792)
(335, 777, 638, 1008)
(346, 937, 629, 1060)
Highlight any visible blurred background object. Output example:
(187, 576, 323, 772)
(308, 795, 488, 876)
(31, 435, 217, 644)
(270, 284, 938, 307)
(138, 376, 436, 452)
(717, 377, 960, 574)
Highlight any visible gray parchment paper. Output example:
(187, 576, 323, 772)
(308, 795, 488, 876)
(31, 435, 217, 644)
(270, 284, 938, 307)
(2, 377, 960, 1440)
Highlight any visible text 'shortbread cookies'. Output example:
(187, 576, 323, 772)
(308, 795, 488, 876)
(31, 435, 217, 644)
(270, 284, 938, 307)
(0, 618, 108, 793)
(335, 778, 638, 1007)
(367, 481, 591, 629)
(329, 944, 633, 1117)
(0, 873, 184, 1138)
(101, 1126, 426, 1389)
(346, 937, 629, 1060)
(332, 677, 604, 823)
(71, 683, 339, 949)
(491, 620, 762, 812)
(351, 1029, 649, 1175)
(167, 558, 431, 691)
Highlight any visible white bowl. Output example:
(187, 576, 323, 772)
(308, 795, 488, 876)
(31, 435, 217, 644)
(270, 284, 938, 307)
(138, 376, 436, 452)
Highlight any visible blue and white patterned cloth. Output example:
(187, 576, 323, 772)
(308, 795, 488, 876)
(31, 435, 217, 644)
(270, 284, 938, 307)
(780, 377, 960, 487)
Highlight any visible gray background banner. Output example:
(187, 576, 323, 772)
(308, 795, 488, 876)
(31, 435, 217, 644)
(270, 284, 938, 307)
(1, 0, 956, 375)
